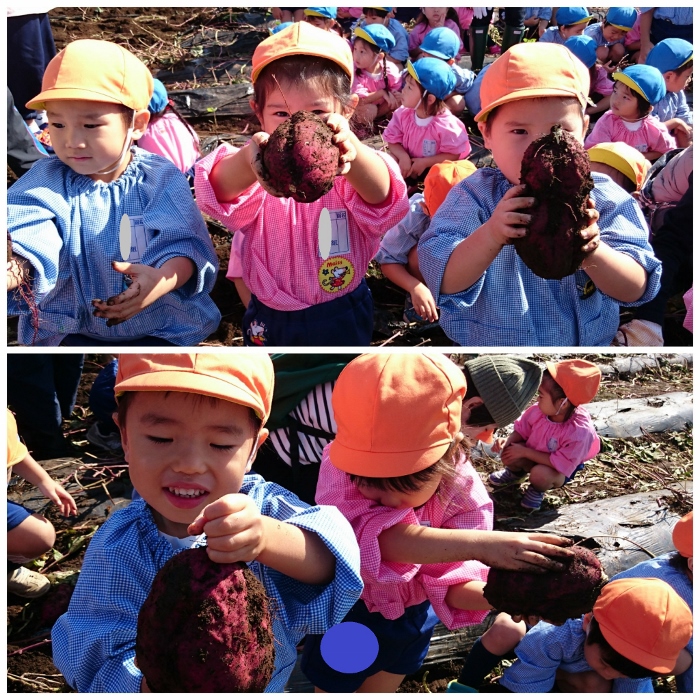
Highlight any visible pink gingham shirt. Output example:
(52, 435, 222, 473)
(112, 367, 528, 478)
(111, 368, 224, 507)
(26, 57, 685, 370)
(352, 60, 403, 99)
(585, 112, 676, 154)
(383, 106, 471, 160)
(195, 143, 408, 311)
(513, 405, 601, 479)
(316, 445, 493, 630)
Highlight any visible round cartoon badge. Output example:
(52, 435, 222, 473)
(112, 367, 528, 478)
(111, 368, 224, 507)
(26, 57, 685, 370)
(319, 256, 355, 293)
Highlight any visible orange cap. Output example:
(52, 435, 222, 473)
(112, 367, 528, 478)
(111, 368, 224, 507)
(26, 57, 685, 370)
(588, 142, 650, 191)
(26, 39, 153, 111)
(424, 159, 476, 216)
(672, 511, 693, 558)
(251, 21, 353, 83)
(6, 409, 28, 469)
(593, 578, 693, 674)
(545, 359, 601, 406)
(475, 42, 590, 122)
(329, 353, 466, 477)
(115, 354, 274, 425)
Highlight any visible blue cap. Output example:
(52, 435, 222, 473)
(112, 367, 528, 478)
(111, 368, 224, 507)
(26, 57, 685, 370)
(148, 78, 168, 114)
(606, 7, 637, 31)
(646, 38, 694, 74)
(614, 64, 667, 105)
(270, 21, 293, 35)
(354, 23, 396, 53)
(565, 35, 597, 69)
(407, 57, 457, 100)
(366, 6, 392, 10)
(420, 27, 460, 60)
(304, 7, 337, 19)
(556, 7, 593, 26)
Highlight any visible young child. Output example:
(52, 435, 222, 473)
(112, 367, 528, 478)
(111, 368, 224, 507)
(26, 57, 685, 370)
(564, 35, 614, 117)
(376, 159, 476, 323)
(583, 6, 637, 65)
(522, 7, 552, 39)
(611, 511, 693, 692)
(195, 22, 408, 346)
(383, 58, 469, 180)
(498, 577, 693, 692)
(645, 38, 693, 149)
(137, 78, 200, 175)
(489, 359, 601, 512)
(539, 7, 593, 45)
(408, 7, 464, 60)
(358, 7, 410, 67)
(418, 42, 661, 346)
(7, 409, 77, 599)
(301, 353, 579, 693)
(303, 7, 339, 33)
(588, 142, 650, 195)
(585, 65, 676, 160)
(351, 24, 402, 124)
(51, 353, 363, 692)
(6, 40, 221, 347)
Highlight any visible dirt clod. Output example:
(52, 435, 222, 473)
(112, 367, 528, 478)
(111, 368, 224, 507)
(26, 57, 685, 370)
(515, 124, 595, 280)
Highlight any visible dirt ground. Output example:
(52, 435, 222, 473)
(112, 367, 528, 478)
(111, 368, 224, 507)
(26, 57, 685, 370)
(6, 7, 691, 347)
(7, 353, 693, 692)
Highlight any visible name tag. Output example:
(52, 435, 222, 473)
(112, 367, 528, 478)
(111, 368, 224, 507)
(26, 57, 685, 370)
(124, 215, 149, 263)
(422, 140, 438, 157)
(319, 208, 350, 258)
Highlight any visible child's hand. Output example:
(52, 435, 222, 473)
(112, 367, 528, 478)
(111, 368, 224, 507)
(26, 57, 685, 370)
(325, 113, 356, 177)
(579, 196, 600, 256)
(408, 157, 430, 179)
(486, 184, 536, 247)
(501, 443, 527, 463)
(510, 614, 544, 627)
(396, 151, 412, 179)
(472, 531, 574, 572)
(410, 283, 439, 322)
(248, 132, 290, 198)
(37, 478, 77, 517)
(188, 493, 267, 564)
(601, 59, 616, 74)
(491, 437, 506, 454)
(384, 90, 400, 111)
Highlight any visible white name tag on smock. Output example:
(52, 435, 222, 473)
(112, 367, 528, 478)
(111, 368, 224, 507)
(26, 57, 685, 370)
(318, 208, 350, 259)
(422, 140, 438, 157)
(122, 215, 149, 263)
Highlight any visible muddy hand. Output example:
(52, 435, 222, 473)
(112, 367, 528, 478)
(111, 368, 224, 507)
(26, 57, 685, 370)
(92, 278, 142, 326)
(249, 132, 288, 198)
(580, 196, 600, 255)
(325, 113, 356, 176)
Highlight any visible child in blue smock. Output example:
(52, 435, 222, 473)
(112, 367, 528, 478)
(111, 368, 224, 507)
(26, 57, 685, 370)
(7, 40, 220, 346)
(418, 42, 661, 346)
(51, 353, 362, 692)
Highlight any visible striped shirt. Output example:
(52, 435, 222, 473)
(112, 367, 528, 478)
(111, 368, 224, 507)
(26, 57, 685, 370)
(51, 476, 362, 693)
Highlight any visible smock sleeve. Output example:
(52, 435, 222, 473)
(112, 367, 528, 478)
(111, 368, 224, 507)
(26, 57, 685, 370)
(383, 107, 408, 145)
(584, 111, 615, 149)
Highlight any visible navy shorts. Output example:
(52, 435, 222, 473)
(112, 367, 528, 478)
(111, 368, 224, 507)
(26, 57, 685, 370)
(242, 279, 373, 346)
(301, 599, 439, 692)
(8, 499, 33, 531)
(564, 463, 585, 484)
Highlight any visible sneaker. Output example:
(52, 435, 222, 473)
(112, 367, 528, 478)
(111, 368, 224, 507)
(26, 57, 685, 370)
(446, 680, 478, 693)
(520, 485, 545, 511)
(86, 422, 123, 452)
(7, 567, 51, 599)
(488, 468, 523, 486)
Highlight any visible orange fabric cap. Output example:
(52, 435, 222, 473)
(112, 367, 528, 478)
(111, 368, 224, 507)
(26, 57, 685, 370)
(251, 21, 353, 83)
(329, 353, 466, 477)
(6, 409, 28, 470)
(424, 159, 477, 216)
(475, 42, 590, 122)
(115, 354, 274, 425)
(672, 511, 693, 558)
(26, 39, 153, 111)
(545, 359, 601, 406)
(593, 578, 693, 673)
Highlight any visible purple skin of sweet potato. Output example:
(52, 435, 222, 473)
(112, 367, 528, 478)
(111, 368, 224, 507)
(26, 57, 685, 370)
(135, 547, 275, 692)
(483, 545, 606, 624)
(514, 124, 595, 280)
(261, 110, 340, 202)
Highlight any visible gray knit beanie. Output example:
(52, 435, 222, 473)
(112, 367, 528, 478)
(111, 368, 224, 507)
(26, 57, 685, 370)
(464, 356, 542, 428)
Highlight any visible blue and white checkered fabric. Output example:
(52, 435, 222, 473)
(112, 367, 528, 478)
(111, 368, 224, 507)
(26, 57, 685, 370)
(8, 148, 221, 345)
(418, 170, 661, 346)
(51, 474, 362, 692)
(639, 7, 693, 25)
(653, 91, 693, 126)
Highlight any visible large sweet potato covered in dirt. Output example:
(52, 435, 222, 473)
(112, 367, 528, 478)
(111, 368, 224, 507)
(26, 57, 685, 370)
(262, 110, 340, 202)
(136, 547, 275, 692)
(515, 124, 595, 280)
(483, 545, 606, 624)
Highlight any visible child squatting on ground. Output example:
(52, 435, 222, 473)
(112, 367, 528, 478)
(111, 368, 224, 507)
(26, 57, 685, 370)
(195, 22, 408, 347)
(489, 359, 602, 512)
(51, 353, 364, 692)
(383, 57, 470, 181)
(301, 353, 578, 693)
(418, 42, 662, 347)
(376, 159, 476, 323)
(7, 409, 77, 599)
(6, 40, 221, 347)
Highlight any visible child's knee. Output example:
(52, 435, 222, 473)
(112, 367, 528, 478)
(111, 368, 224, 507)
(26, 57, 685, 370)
(9, 513, 56, 557)
(529, 464, 565, 490)
(482, 613, 526, 654)
(596, 46, 609, 62)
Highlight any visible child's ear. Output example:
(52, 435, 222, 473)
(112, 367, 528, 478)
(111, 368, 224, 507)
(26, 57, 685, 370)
(344, 93, 360, 119)
(582, 611, 593, 632)
(478, 119, 492, 149)
(250, 98, 263, 125)
(113, 412, 130, 459)
(131, 109, 150, 140)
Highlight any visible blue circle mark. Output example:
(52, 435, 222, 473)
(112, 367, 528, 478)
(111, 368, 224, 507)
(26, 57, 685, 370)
(320, 622, 379, 673)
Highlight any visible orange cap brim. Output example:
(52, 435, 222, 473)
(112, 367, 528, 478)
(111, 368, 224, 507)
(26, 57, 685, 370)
(475, 86, 588, 122)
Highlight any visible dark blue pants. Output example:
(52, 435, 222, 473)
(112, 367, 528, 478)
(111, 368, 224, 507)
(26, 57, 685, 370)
(89, 359, 119, 432)
(651, 17, 693, 44)
(242, 280, 373, 346)
(60, 334, 177, 346)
